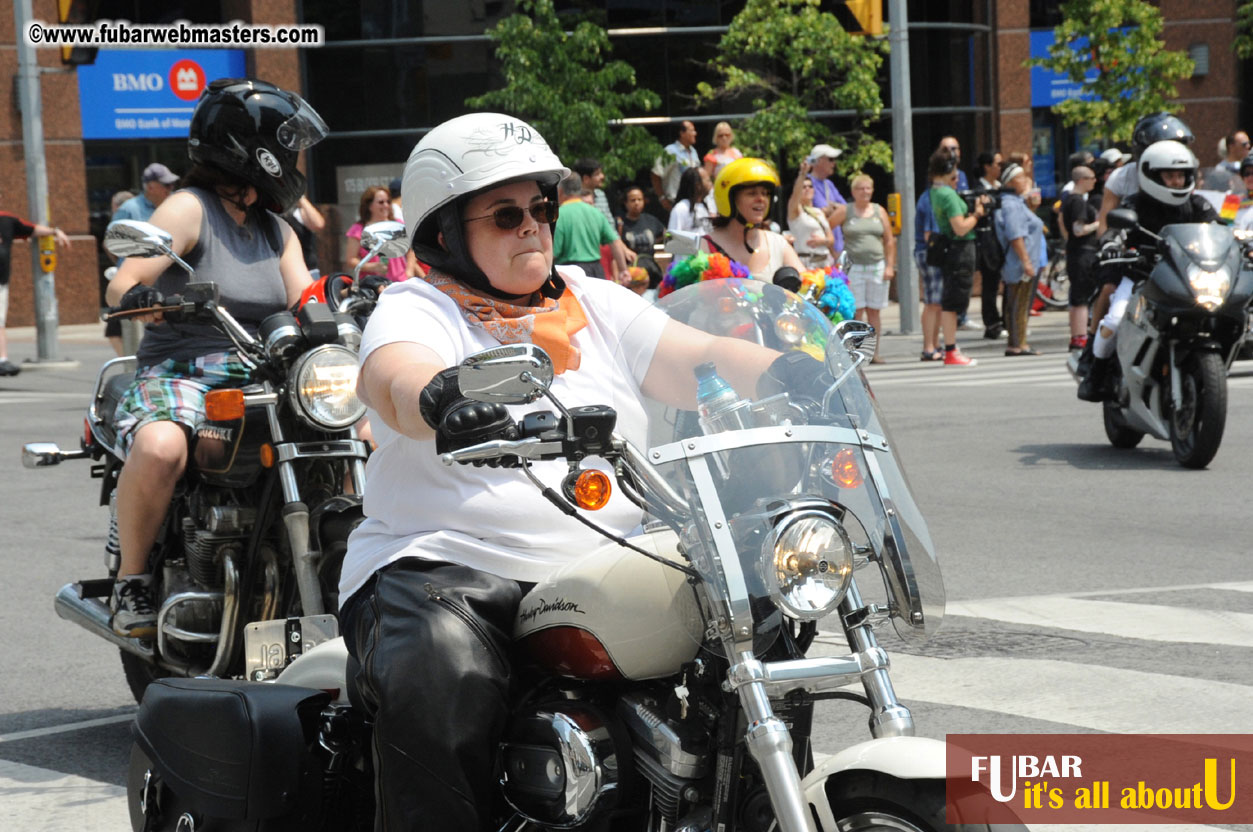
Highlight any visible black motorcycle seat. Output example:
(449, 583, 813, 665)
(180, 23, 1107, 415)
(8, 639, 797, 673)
(95, 372, 134, 450)
(133, 677, 330, 821)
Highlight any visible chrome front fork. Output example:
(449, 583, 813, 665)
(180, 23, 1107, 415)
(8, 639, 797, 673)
(726, 582, 914, 832)
(732, 653, 816, 832)
(840, 580, 915, 739)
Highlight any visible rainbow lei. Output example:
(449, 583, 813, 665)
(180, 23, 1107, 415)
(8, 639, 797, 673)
(659, 251, 751, 298)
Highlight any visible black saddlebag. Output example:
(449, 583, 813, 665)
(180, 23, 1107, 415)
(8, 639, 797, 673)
(132, 678, 331, 826)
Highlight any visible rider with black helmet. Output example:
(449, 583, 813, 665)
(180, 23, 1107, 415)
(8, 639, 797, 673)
(1078, 139, 1218, 401)
(1099, 112, 1194, 234)
(104, 79, 328, 636)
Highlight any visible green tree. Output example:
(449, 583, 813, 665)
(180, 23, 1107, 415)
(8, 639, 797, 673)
(1235, 2, 1253, 59)
(1025, 0, 1193, 144)
(466, 0, 661, 181)
(695, 0, 891, 175)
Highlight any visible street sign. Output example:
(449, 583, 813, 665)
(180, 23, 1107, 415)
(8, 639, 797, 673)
(77, 49, 245, 139)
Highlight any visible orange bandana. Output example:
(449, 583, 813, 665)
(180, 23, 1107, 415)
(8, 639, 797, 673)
(423, 272, 587, 373)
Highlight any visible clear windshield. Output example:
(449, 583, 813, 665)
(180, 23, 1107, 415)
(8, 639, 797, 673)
(1162, 222, 1236, 272)
(613, 278, 943, 644)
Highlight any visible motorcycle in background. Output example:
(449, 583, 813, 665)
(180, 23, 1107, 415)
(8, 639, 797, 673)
(22, 219, 372, 702)
(1068, 208, 1253, 468)
(122, 278, 1021, 831)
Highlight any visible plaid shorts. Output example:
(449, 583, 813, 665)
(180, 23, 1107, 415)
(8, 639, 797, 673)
(914, 251, 944, 306)
(846, 261, 889, 310)
(114, 351, 252, 454)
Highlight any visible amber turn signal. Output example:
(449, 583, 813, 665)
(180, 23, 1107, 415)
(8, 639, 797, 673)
(831, 448, 863, 489)
(563, 468, 612, 511)
(259, 443, 276, 469)
(204, 389, 246, 421)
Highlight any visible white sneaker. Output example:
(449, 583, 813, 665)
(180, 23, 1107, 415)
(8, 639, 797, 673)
(960, 320, 983, 331)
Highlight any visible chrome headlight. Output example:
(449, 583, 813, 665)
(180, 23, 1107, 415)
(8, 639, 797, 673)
(774, 312, 805, 345)
(762, 510, 854, 620)
(287, 344, 365, 429)
(1185, 262, 1231, 311)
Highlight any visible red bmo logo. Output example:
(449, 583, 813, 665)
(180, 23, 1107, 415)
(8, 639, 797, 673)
(169, 60, 206, 101)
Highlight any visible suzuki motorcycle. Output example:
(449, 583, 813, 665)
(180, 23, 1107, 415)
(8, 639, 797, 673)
(123, 279, 1016, 832)
(22, 219, 371, 702)
(1068, 209, 1253, 468)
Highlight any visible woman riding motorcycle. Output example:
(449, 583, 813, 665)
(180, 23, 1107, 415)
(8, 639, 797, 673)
(338, 112, 820, 831)
(702, 156, 806, 278)
(1078, 139, 1218, 401)
(103, 78, 327, 636)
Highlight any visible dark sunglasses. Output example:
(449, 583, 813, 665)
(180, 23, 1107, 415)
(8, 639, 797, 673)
(464, 199, 559, 229)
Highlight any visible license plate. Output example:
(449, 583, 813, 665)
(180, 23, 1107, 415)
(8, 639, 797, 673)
(244, 614, 339, 680)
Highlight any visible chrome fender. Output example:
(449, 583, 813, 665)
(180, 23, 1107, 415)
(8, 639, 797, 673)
(275, 636, 351, 703)
(803, 736, 946, 829)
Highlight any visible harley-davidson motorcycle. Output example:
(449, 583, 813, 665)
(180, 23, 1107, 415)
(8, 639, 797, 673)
(1068, 208, 1253, 468)
(20, 218, 405, 702)
(123, 278, 1017, 832)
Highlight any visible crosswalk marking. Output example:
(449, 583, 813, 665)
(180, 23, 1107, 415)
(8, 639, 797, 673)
(945, 596, 1253, 647)
(829, 651, 1253, 734)
(0, 758, 128, 832)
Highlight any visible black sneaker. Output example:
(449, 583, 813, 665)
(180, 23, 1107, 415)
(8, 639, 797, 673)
(110, 575, 157, 638)
(0, 359, 20, 376)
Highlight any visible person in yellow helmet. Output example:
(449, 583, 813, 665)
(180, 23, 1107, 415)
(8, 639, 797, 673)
(702, 157, 804, 280)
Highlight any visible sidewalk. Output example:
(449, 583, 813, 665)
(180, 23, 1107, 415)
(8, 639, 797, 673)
(871, 301, 1073, 364)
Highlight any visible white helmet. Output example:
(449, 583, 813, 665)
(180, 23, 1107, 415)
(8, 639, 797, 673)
(1137, 139, 1198, 206)
(401, 112, 569, 298)
(402, 112, 569, 248)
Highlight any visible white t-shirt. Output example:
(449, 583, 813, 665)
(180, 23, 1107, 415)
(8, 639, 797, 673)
(339, 269, 670, 602)
(668, 198, 711, 233)
(1106, 164, 1139, 199)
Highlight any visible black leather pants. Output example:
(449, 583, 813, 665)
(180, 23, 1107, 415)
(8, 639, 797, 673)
(340, 558, 524, 832)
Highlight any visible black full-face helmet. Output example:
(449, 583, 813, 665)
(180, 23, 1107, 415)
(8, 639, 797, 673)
(187, 78, 328, 214)
(1131, 112, 1194, 159)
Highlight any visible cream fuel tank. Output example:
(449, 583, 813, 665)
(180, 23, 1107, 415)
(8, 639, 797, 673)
(512, 530, 705, 681)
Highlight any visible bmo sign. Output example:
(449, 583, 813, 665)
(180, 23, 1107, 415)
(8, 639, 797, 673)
(79, 49, 244, 139)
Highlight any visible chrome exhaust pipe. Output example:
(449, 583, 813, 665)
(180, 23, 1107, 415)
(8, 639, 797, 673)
(54, 583, 154, 661)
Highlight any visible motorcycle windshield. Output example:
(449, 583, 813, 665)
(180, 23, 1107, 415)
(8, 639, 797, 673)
(1161, 222, 1234, 273)
(611, 278, 943, 644)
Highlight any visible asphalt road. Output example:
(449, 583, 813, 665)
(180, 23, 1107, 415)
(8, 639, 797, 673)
(2, 315, 1251, 831)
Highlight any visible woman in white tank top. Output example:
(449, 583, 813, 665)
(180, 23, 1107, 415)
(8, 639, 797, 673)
(703, 157, 803, 281)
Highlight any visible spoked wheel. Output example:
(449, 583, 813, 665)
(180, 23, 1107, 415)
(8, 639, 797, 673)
(825, 771, 1025, 831)
(1102, 401, 1144, 449)
(1035, 250, 1069, 309)
(1169, 351, 1227, 469)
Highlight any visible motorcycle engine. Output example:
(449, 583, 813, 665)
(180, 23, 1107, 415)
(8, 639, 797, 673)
(499, 701, 625, 828)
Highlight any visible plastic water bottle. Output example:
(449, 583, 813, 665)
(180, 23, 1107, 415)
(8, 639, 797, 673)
(695, 362, 738, 420)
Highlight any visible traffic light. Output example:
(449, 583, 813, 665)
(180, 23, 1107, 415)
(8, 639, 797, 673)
(842, 0, 884, 37)
(58, 0, 98, 66)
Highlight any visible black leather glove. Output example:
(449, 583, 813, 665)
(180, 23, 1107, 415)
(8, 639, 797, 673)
(757, 351, 833, 399)
(115, 284, 164, 312)
(355, 274, 391, 298)
(420, 367, 519, 465)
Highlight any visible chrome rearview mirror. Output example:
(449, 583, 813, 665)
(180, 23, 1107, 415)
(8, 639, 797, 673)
(664, 229, 703, 257)
(104, 220, 175, 258)
(104, 220, 195, 275)
(458, 344, 554, 404)
(361, 221, 409, 260)
(833, 319, 877, 362)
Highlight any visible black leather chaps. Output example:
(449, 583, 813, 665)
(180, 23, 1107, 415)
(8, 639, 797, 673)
(340, 557, 524, 832)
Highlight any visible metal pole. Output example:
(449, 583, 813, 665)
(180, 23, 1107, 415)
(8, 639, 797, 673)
(888, 0, 916, 335)
(14, 0, 60, 361)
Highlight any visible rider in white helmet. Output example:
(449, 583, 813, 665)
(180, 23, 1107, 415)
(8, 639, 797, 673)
(336, 112, 805, 830)
(1079, 140, 1218, 401)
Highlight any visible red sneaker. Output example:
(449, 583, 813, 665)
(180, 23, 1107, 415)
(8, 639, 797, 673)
(943, 350, 977, 366)
(1069, 335, 1088, 351)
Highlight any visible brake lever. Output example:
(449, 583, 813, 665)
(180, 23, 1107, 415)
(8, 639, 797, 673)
(440, 437, 564, 466)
